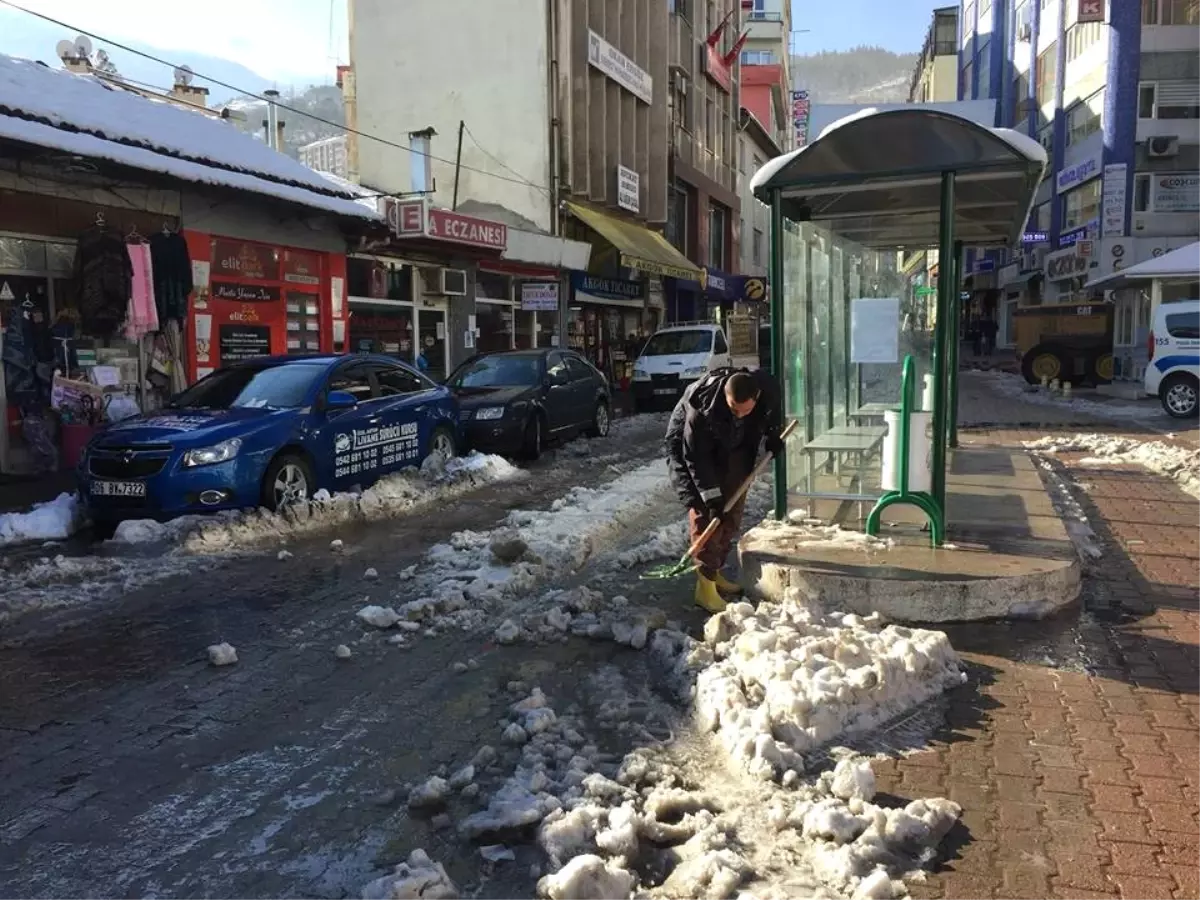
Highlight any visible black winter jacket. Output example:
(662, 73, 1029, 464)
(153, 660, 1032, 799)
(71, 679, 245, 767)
(664, 367, 782, 510)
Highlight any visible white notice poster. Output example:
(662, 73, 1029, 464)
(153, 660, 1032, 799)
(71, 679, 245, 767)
(850, 297, 901, 364)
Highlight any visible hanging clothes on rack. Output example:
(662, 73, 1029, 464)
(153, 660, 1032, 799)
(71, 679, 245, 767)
(148, 226, 193, 325)
(125, 232, 159, 341)
(74, 218, 133, 337)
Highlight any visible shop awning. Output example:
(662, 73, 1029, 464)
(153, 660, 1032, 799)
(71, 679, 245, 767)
(566, 203, 702, 281)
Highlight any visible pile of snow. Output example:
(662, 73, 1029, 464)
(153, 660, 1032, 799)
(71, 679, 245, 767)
(1025, 433, 1200, 499)
(0, 492, 82, 546)
(361, 849, 457, 899)
(393, 460, 674, 621)
(664, 595, 964, 782)
(763, 516, 896, 551)
(178, 452, 523, 553)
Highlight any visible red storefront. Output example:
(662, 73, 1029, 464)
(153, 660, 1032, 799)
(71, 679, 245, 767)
(183, 233, 348, 381)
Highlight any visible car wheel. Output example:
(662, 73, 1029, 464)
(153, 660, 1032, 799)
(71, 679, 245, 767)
(1160, 372, 1199, 419)
(263, 453, 314, 511)
(430, 425, 457, 461)
(522, 413, 544, 461)
(586, 399, 611, 438)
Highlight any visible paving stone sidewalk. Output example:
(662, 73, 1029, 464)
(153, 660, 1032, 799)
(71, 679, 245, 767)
(872, 427, 1199, 900)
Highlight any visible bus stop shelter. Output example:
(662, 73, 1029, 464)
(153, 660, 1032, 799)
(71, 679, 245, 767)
(750, 108, 1047, 544)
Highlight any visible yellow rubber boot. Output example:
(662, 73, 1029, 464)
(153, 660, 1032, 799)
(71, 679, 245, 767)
(712, 571, 744, 596)
(694, 574, 728, 614)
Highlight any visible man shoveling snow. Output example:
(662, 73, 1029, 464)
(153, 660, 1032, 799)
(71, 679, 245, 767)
(665, 368, 782, 614)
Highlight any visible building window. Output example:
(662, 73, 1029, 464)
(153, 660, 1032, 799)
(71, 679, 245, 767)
(1061, 179, 1102, 230)
(1015, 0, 1032, 41)
(706, 99, 715, 153)
(1143, 0, 1200, 24)
(1034, 201, 1052, 232)
(669, 0, 689, 17)
(752, 228, 763, 266)
(980, 0, 993, 22)
(960, 60, 974, 98)
(934, 11, 957, 54)
(740, 50, 778, 65)
(738, 139, 746, 174)
(1066, 21, 1103, 62)
(1013, 69, 1031, 113)
(1066, 88, 1103, 144)
(1138, 81, 1200, 119)
(1035, 42, 1058, 108)
(1134, 173, 1152, 212)
(963, 0, 977, 35)
(1037, 121, 1055, 156)
(709, 203, 726, 269)
(975, 41, 991, 97)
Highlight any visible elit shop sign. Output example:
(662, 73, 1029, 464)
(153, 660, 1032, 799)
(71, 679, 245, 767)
(1045, 245, 1090, 281)
(571, 273, 645, 308)
(1056, 153, 1102, 194)
(380, 198, 508, 251)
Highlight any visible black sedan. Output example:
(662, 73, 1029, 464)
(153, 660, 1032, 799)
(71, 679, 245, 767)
(447, 349, 611, 459)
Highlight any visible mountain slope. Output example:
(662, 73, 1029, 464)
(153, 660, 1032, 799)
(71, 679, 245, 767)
(791, 46, 918, 103)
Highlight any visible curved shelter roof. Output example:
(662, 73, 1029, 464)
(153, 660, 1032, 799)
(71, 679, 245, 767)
(750, 108, 1047, 250)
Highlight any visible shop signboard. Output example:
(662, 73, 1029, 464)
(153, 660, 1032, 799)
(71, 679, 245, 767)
(283, 249, 322, 285)
(211, 282, 281, 302)
(731, 275, 768, 302)
(616, 165, 640, 214)
(1150, 173, 1200, 213)
(586, 30, 652, 104)
(1045, 246, 1089, 281)
(1077, 0, 1104, 22)
(521, 282, 559, 311)
(1102, 162, 1128, 238)
(570, 273, 645, 309)
(1021, 231, 1050, 244)
(218, 324, 271, 363)
(792, 90, 811, 148)
(427, 208, 507, 250)
(212, 239, 278, 280)
(1056, 152, 1102, 194)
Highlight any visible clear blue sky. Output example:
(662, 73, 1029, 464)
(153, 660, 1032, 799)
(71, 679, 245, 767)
(790, 0, 938, 55)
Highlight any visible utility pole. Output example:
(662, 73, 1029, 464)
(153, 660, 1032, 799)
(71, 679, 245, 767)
(452, 120, 465, 210)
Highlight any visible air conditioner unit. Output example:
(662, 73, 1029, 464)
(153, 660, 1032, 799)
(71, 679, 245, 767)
(421, 267, 468, 296)
(1147, 136, 1180, 158)
(1017, 20, 1031, 40)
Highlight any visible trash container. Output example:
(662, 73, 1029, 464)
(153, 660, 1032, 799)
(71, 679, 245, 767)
(881, 409, 932, 493)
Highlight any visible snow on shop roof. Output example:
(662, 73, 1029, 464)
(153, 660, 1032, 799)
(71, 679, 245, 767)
(0, 55, 380, 222)
(750, 107, 1047, 249)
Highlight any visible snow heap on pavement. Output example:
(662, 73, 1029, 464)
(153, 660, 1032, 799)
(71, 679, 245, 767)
(0, 492, 82, 546)
(1025, 432, 1200, 499)
(672, 595, 964, 782)
(178, 452, 523, 553)
(361, 849, 457, 899)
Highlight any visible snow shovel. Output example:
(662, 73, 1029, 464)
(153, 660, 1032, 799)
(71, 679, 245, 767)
(642, 419, 799, 580)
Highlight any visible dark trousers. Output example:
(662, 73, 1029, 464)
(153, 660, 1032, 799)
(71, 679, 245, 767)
(688, 485, 747, 578)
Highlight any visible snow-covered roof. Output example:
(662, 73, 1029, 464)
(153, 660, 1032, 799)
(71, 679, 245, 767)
(750, 107, 1047, 249)
(1088, 241, 1200, 291)
(0, 55, 380, 222)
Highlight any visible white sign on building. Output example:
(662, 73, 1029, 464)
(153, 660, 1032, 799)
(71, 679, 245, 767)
(616, 165, 640, 213)
(587, 30, 653, 105)
(1151, 173, 1200, 213)
(1101, 163, 1127, 238)
(521, 282, 559, 312)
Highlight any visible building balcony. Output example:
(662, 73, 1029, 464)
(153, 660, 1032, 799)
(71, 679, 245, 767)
(746, 16, 784, 40)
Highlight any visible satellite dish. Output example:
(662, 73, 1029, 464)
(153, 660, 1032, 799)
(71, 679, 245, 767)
(55, 39, 74, 59)
(174, 64, 194, 86)
(73, 34, 93, 58)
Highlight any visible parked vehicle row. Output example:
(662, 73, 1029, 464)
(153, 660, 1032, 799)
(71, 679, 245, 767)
(77, 349, 612, 532)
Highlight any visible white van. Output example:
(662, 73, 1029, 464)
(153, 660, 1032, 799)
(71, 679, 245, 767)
(1145, 299, 1199, 418)
(631, 322, 732, 410)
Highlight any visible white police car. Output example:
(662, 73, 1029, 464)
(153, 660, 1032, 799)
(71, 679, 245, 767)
(1146, 299, 1200, 418)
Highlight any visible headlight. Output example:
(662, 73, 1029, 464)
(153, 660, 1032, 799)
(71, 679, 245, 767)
(682, 366, 708, 378)
(474, 406, 506, 421)
(182, 438, 242, 468)
(632, 367, 650, 382)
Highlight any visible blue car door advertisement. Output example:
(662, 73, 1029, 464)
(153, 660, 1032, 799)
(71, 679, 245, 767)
(333, 421, 420, 480)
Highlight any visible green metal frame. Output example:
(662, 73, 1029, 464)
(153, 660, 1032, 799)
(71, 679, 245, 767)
(770, 198, 787, 519)
(864, 353, 945, 546)
(947, 239, 964, 449)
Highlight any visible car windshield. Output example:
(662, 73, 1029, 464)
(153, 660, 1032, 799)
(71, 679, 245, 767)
(451, 355, 542, 388)
(640, 329, 713, 356)
(168, 363, 325, 410)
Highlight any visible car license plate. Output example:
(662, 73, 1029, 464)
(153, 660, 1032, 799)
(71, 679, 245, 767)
(91, 480, 147, 497)
(653, 388, 676, 395)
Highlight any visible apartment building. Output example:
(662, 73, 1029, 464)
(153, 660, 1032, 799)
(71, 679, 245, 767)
(665, 0, 744, 319)
(298, 135, 349, 180)
(909, 6, 960, 103)
(740, 0, 794, 148)
(958, 0, 1198, 374)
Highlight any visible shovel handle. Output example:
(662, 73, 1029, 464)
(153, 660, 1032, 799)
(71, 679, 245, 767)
(683, 418, 799, 564)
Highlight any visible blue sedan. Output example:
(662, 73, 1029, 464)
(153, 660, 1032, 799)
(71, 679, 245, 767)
(77, 354, 460, 532)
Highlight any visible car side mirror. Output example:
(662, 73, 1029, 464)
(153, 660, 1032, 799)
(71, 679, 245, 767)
(547, 370, 568, 387)
(325, 389, 358, 412)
